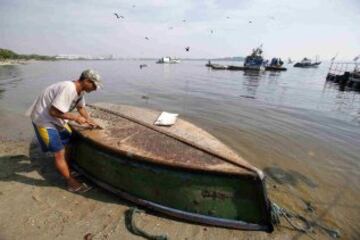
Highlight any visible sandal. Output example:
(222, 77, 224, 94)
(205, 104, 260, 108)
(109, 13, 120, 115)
(67, 183, 93, 193)
(70, 170, 81, 178)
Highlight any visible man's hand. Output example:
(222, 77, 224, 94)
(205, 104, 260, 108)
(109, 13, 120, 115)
(85, 118, 102, 129)
(74, 115, 87, 125)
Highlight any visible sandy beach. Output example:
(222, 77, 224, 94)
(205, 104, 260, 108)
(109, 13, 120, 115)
(0, 112, 351, 240)
(0, 139, 312, 240)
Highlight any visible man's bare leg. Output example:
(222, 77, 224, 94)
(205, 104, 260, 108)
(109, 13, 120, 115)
(54, 148, 81, 189)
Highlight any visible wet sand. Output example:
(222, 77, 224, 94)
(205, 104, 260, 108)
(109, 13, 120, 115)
(0, 113, 355, 240)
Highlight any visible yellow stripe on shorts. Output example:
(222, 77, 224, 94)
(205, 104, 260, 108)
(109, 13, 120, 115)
(36, 126, 50, 146)
(64, 123, 72, 133)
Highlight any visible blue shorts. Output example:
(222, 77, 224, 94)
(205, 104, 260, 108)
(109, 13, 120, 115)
(32, 123, 72, 152)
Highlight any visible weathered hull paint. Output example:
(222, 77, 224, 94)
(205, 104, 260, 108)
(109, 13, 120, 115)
(71, 138, 273, 232)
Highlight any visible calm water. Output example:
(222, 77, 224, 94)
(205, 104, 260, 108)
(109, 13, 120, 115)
(0, 60, 359, 238)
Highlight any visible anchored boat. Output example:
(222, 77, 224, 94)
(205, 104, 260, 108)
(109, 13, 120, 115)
(265, 58, 287, 71)
(243, 45, 265, 71)
(70, 103, 273, 232)
(156, 56, 180, 64)
(294, 57, 321, 68)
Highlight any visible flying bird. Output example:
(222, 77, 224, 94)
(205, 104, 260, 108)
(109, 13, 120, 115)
(168, 26, 174, 30)
(182, 19, 186, 22)
(132, 5, 136, 8)
(114, 13, 124, 19)
(226, 16, 230, 19)
(248, 20, 252, 23)
(145, 37, 150, 40)
(210, 30, 214, 34)
(185, 47, 190, 52)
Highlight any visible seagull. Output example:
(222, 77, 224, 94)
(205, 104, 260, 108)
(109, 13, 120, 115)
(114, 13, 124, 19)
(182, 19, 186, 22)
(248, 20, 252, 23)
(185, 46, 190, 52)
(168, 26, 173, 30)
(210, 30, 214, 34)
(132, 5, 136, 8)
(145, 37, 150, 40)
(226, 16, 230, 19)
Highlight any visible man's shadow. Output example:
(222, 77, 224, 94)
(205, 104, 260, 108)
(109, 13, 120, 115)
(0, 139, 130, 206)
(0, 139, 196, 237)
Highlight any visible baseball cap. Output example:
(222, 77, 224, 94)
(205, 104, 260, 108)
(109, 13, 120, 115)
(80, 69, 103, 90)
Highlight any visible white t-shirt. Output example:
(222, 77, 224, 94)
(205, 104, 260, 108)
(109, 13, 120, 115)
(29, 81, 85, 128)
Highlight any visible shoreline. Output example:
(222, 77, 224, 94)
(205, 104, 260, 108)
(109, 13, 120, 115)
(0, 59, 38, 66)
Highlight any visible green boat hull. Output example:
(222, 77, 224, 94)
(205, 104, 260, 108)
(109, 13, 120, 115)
(71, 137, 273, 232)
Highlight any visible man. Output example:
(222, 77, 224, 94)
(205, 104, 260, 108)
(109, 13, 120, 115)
(29, 69, 103, 193)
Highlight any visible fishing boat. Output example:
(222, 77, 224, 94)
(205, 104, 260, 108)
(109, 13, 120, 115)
(69, 103, 273, 232)
(265, 58, 287, 71)
(294, 57, 321, 68)
(210, 64, 228, 70)
(227, 65, 247, 71)
(156, 56, 180, 64)
(243, 45, 265, 71)
(205, 60, 212, 67)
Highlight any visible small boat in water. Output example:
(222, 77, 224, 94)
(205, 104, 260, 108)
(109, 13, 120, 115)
(205, 60, 212, 67)
(265, 58, 287, 71)
(70, 103, 273, 232)
(294, 57, 321, 68)
(156, 56, 180, 64)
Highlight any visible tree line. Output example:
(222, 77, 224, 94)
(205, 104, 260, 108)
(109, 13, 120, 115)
(0, 48, 56, 60)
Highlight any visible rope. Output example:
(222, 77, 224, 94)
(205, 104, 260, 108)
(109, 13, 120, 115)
(271, 202, 341, 239)
(125, 207, 168, 240)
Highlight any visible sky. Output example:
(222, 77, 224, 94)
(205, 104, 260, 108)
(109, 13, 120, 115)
(1, 0, 360, 60)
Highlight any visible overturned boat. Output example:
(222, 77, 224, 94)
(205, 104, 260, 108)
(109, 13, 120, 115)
(70, 103, 273, 232)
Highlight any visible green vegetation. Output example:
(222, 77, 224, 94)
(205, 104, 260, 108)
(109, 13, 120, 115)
(0, 48, 56, 60)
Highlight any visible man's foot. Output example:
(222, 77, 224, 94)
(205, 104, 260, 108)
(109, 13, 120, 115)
(67, 183, 92, 193)
(67, 177, 92, 193)
(70, 170, 81, 178)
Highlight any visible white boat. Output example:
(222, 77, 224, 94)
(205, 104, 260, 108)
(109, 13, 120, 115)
(156, 56, 181, 64)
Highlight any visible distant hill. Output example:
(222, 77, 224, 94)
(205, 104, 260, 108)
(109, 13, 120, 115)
(0, 48, 55, 60)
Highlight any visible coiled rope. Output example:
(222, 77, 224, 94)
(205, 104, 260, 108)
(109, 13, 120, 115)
(271, 202, 341, 239)
(125, 207, 168, 240)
